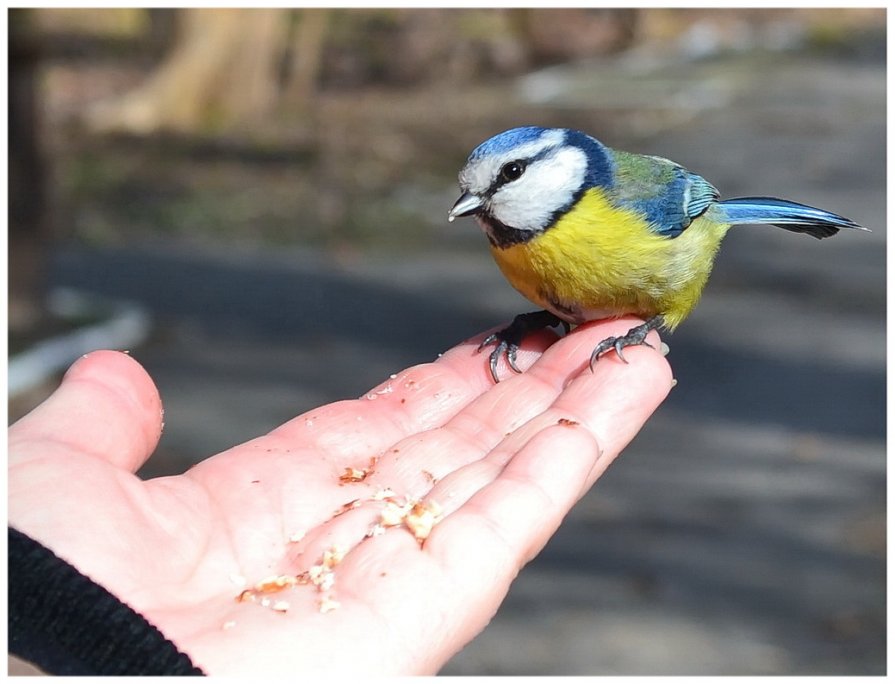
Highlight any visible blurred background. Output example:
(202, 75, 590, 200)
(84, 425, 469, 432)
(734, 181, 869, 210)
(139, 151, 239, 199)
(8, 7, 885, 675)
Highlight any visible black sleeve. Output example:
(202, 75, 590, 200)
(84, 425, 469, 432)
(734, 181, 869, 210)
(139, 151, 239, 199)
(8, 527, 205, 675)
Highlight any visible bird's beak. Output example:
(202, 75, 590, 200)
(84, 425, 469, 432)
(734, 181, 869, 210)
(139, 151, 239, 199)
(448, 192, 484, 222)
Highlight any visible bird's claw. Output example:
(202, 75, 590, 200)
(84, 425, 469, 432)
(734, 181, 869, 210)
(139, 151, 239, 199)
(476, 334, 497, 354)
(477, 333, 523, 374)
(589, 317, 661, 371)
(481, 339, 524, 383)
(589, 337, 654, 369)
(477, 310, 565, 382)
(505, 345, 523, 374)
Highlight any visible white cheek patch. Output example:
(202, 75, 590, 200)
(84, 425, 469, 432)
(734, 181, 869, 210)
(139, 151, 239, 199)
(490, 146, 588, 232)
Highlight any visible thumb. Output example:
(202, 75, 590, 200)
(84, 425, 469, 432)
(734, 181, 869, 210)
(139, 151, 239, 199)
(10, 350, 164, 473)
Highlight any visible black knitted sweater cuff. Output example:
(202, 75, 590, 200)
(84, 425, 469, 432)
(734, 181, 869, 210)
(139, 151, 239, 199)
(8, 527, 204, 675)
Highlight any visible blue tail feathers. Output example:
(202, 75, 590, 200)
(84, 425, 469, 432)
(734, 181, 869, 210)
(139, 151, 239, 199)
(719, 197, 867, 239)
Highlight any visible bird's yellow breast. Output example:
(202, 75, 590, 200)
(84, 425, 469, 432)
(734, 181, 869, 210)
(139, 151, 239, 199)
(489, 188, 730, 329)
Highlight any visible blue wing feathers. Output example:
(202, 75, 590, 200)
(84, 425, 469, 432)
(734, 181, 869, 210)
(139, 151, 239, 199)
(719, 197, 866, 239)
(685, 174, 720, 218)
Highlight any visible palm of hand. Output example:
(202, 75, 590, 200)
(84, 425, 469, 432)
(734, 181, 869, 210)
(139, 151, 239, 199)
(9, 320, 670, 675)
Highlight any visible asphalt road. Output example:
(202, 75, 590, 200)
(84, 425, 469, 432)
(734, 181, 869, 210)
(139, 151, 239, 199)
(43, 50, 884, 674)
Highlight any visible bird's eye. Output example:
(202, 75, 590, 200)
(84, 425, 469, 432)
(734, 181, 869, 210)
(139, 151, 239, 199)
(500, 160, 526, 183)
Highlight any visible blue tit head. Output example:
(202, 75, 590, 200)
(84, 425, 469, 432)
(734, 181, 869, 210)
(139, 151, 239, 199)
(449, 126, 613, 244)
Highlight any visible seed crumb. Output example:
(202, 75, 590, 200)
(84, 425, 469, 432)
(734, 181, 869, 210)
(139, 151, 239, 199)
(405, 500, 443, 543)
(319, 595, 341, 614)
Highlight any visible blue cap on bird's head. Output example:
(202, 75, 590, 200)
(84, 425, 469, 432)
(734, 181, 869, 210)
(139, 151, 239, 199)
(468, 126, 550, 162)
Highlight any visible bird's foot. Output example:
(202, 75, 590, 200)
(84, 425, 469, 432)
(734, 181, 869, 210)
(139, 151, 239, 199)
(478, 310, 568, 383)
(589, 316, 664, 370)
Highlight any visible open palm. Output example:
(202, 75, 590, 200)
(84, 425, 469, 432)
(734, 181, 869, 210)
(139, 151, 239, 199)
(9, 319, 671, 675)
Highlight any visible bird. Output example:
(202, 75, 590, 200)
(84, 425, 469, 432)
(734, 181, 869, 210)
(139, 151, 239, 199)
(448, 125, 868, 383)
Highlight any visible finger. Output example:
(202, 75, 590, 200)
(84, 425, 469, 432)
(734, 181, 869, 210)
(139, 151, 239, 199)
(267, 326, 560, 463)
(353, 318, 668, 497)
(503, 316, 668, 482)
(425, 341, 670, 618)
(9, 350, 164, 473)
(418, 424, 601, 649)
(437, 422, 600, 560)
(421, 323, 671, 517)
(550, 321, 671, 490)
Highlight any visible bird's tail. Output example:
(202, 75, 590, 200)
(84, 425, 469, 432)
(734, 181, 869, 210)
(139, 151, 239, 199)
(718, 197, 867, 239)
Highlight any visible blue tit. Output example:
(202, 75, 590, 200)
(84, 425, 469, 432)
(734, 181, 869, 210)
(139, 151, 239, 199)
(448, 126, 868, 382)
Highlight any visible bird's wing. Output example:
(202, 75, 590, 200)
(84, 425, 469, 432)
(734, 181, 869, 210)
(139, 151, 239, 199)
(609, 150, 719, 238)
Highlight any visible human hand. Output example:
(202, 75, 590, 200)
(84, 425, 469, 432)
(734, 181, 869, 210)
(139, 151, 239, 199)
(8, 318, 672, 675)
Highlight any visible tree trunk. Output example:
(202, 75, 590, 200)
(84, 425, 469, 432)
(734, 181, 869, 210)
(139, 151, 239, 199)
(85, 8, 289, 134)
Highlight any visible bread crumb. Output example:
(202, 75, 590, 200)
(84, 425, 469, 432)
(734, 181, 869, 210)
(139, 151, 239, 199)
(319, 595, 340, 614)
(323, 546, 346, 568)
(405, 500, 442, 542)
(236, 589, 255, 603)
(371, 487, 397, 500)
(380, 499, 412, 527)
(339, 466, 368, 483)
(254, 575, 297, 593)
